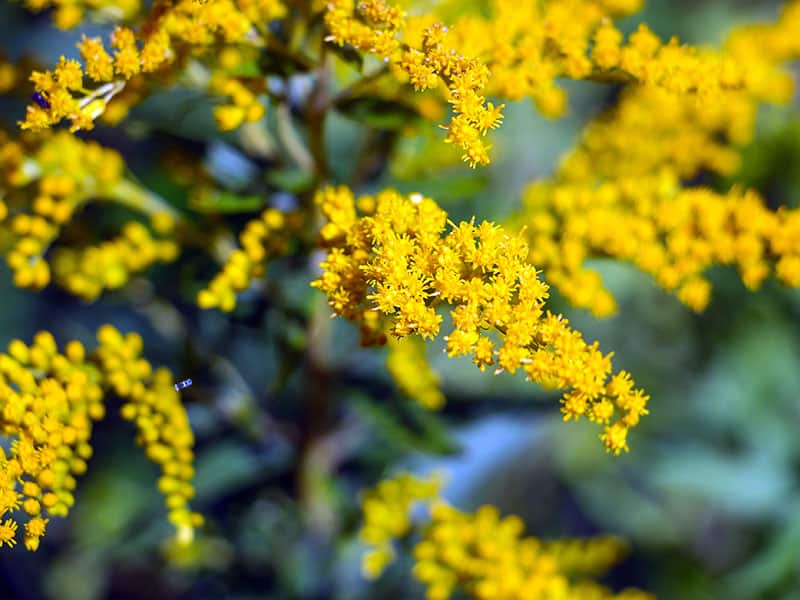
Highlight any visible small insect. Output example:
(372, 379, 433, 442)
(174, 378, 193, 392)
(31, 92, 50, 110)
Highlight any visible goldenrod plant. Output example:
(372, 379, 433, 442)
(0, 0, 799, 598)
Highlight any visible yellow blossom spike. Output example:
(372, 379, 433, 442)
(197, 207, 302, 312)
(312, 187, 648, 453)
(359, 473, 654, 599)
(0, 326, 200, 550)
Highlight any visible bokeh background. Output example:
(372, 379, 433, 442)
(1, 0, 800, 598)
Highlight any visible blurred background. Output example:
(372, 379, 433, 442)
(1, 0, 800, 598)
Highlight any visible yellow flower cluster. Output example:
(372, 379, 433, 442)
(723, 0, 800, 101)
(197, 208, 295, 312)
(554, 1, 800, 186)
(325, 0, 504, 166)
(2, 131, 124, 290)
(21, 0, 141, 30)
(52, 217, 179, 301)
(158, 0, 286, 44)
(415, 503, 652, 600)
(94, 325, 203, 542)
(312, 187, 648, 453)
(0, 53, 22, 95)
(21, 28, 161, 131)
(0, 332, 103, 550)
(358, 473, 653, 600)
(424, 0, 744, 117)
(542, 536, 630, 576)
(20, 0, 286, 132)
(510, 3, 800, 315)
(359, 471, 443, 578)
(517, 173, 800, 315)
(0, 326, 199, 551)
(557, 87, 750, 184)
(481, 0, 763, 97)
(326, 0, 770, 166)
(210, 73, 266, 132)
(386, 337, 445, 410)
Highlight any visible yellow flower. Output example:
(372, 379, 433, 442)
(359, 473, 653, 600)
(0, 326, 200, 551)
(0, 519, 18, 547)
(79, 37, 115, 82)
(386, 337, 445, 409)
(358, 472, 443, 578)
(313, 187, 648, 453)
(197, 207, 300, 311)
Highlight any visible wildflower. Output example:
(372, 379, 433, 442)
(0, 520, 18, 547)
(0, 327, 200, 550)
(386, 337, 445, 409)
(197, 207, 301, 312)
(359, 473, 655, 599)
(358, 472, 443, 578)
(313, 187, 648, 453)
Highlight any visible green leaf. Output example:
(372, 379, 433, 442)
(334, 95, 420, 131)
(351, 392, 459, 456)
(194, 442, 279, 500)
(265, 167, 315, 193)
(391, 172, 491, 204)
(226, 59, 262, 78)
(189, 189, 264, 213)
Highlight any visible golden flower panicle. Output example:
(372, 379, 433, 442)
(724, 0, 800, 103)
(555, 2, 800, 185)
(0, 326, 201, 550)
(409, 0, 753, 124)
(514, 172, 800, 316)
(19, 0, 288, 132)
(325, 0, 504, 167)
(0, 331, 105, 551)
(557, 87, 750, 183)
(411, 500, 653, 600)
(312, 187, 648, 453)
(198, 207, 300, 312)
(386, 336, 445, 410)
(209, 73, 266, 132)
(52, 217, 179, 302)
(94, 324, 202, 542)
(1, 131, 139, 295)
(511, 0, 800, 317)
(358, 471, 443, 579)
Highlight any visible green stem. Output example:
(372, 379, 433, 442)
(307, 51, 332, 187)
(105, 178, 179, 218)
(277, 102, 315, 173)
